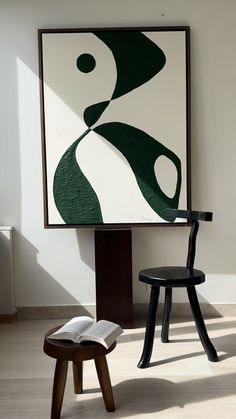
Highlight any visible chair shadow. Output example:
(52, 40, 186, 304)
(149, 350, 205, 367)
(113, 373, 236, 411)
(149, 332, 236, 366)
(212, 333, 236, 361)
(63, 372, 236, 417)
(167, 338, 198, 343)
(118, 331, 236, 366)
(120, 318, 236, 349)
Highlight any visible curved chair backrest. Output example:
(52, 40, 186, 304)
(165, 209, 213, 270)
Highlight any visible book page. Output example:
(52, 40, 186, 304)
(49, 316, 94, 339)
(79, 320, 123, 348)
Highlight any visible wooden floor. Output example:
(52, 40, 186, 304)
(0, 316, 236, 418)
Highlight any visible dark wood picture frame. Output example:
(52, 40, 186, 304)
(38, 26, 191, 229)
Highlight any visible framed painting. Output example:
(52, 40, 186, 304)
(38, 26, 191, 228)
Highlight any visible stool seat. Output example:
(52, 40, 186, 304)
(139, 266, 205, 287)
(44, 325, 116, 419)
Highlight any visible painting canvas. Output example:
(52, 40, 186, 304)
(38, 27, 190, 227)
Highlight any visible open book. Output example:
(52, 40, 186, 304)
(48, 316, 123, 349)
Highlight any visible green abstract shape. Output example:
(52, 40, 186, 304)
(53, 129, 103, 224)
(84, 100, 110, 127)
(94, 31, 166, 100)
(94, 122, 181, 221)
(82, 31, 166, 128)
(76, 53, 96, 73)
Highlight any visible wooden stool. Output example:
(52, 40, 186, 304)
(44, 325, 116, 419)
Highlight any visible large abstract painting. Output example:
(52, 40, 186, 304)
(38, 27, 190, 227)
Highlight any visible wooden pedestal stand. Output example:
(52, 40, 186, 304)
(95, 229, 133, 328)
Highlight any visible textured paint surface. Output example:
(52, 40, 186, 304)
(53, 129, 103, 224)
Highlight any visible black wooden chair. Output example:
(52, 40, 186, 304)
(137, 209, 219, 369)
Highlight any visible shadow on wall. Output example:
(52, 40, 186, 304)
(13, 230, 93, 319)
(76, 228, 95, 270)
(0, 33, 21, 229)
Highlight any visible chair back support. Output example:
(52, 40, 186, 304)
(186, 219, 199, 269)
(165, 209, 213, 270)
(165, 209, 213, 222)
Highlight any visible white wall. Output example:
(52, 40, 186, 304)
(0, 0, 236, 309)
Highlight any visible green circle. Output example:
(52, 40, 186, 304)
(76, 53, 96, 73)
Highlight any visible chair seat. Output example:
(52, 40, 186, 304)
(139, 266, 205, 287)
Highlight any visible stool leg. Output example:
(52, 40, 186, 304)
(137, 285, 160, 368)
(51, 360, 68, 419)
(94, 356, 115, 412)
(161, 287, 172, 343)
(187, 286, 219, 362)
(73, 361, 83, 394)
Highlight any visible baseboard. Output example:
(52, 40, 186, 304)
(0, 313, 17, 323)
(16, 305, 96, 320)
(15, 303, 236, 321)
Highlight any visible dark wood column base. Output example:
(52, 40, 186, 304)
(95, 229, 133, 328)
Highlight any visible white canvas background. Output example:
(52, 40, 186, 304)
(42, 30, 187, 225)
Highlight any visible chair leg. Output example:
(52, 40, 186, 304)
(137, 286, 160, 368)
(94, 355, 115, 412)
(187, 286, 219, 362)
(51, 360, 68, 419)
(73, 361, 83, 394)
(161, 287, 172, 343)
